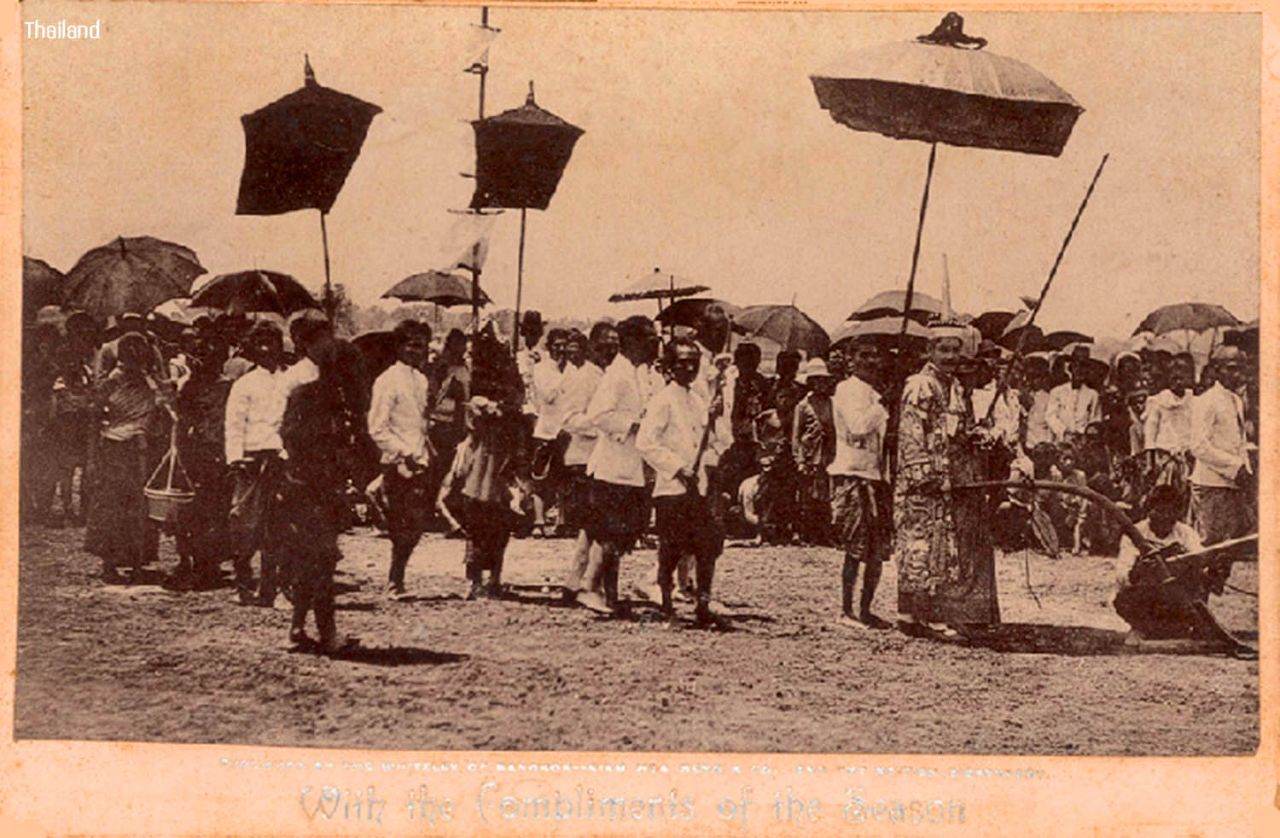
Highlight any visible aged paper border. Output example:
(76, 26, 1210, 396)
(1, 1, 1275, 834)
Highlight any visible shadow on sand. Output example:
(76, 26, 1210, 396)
(914, 622, 1251, 658)
(327, 646, 468, 667)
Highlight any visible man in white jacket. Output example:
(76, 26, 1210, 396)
(224, 323, 289, 606)
(828, 338, 892, 629)
(637, 337, 728, 626)
(575, 316, 660, 613)
(367, 320, 433, 599)
(1189, 347, 1254, 554)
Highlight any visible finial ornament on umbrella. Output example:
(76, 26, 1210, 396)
(916, 12, 987, 50)
(304, 54, 316, 86)
(526, 80, 535, 105)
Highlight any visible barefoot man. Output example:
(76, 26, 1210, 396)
(830, 336, 892, 629)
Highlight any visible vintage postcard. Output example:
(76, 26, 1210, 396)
(1, 0, 1275, 834)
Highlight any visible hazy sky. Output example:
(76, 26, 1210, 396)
(23, 3, 1260, 337)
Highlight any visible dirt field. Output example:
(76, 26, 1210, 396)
(14, 523, 1258, 755)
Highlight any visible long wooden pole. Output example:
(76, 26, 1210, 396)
(901, 142, 938, 335)
(319, 210, 334, 321)
(513, 208, 527, 356)
(982, 154, 1110, 423)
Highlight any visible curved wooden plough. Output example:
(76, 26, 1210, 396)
(948, 480, 1257, 657)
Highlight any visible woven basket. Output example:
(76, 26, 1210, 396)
(144, 486, 195, 522)
(145, 424, 194, 523)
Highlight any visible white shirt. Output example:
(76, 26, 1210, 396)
(1023, 390, 1053, 450)
(1116, 519, 1203, 591)
(1045, 382, 1100, 441)
(1142, 389, 1192, 454)
(516, 344, 542, 415)
(637, 381, 727, 497)
(559, 362, 604, 467)
(531, 356, 567, 440)
(367, 361, 431, 465)
(1189, 382, 1250, 488)
(827, 374, 889, 481)
(584, 355, 655, 487)
(972, 383, 1022, 447)
(224, 364, 287, 462)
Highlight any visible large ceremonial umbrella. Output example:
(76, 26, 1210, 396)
(383, 270, 491, 308)
(812, 12, 1084, 336)
(191, 270, 319, 316)
(849, 289, 945, 323)
(470, 82, 584, 352)
(735, 304, 830, 357)
(1134, 302, 1239, 336)
(23, 257, 64, 324)
(470, 83, 584, 212)
(63, 236, 206, 320)
(236, 57, 382, 317)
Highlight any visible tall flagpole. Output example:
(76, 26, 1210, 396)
(466, 6, 491, 340)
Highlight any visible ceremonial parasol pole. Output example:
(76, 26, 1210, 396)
(900, 142, 938, 335)
(514, 207, 527, 355)
(319, 210, 334, 320)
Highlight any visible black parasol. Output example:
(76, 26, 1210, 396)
(236, 57, 382, 216)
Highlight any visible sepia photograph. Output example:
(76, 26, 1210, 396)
(14, 0, 1261, 762)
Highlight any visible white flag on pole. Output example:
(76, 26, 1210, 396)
(438, 212, 496, 273)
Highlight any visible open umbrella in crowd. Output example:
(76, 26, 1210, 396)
(22, 257, 65, 324)
(383, 270, 491, 308)
(62, 236, 207, 320)
(190, 269, 319, 316)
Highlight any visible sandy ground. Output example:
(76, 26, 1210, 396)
(14, 522, 1258, 755)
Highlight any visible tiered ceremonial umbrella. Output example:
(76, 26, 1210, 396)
(191, 270, 319, 316)
(235, 57, 382, 318)
(470, 82, 584, 349)
(63, 236, 206, 320)
(23, 257, 65, 324)
(735, 304, 830, 357)
(812, 12, 1084, 335)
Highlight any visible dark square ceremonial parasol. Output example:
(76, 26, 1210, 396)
(469, 83, 584, 212)
(236, 58, 382, 217)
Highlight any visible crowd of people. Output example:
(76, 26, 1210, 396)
(19, 298, 1259, 653)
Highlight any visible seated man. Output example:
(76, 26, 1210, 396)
(1113, 484, 1215, 641)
